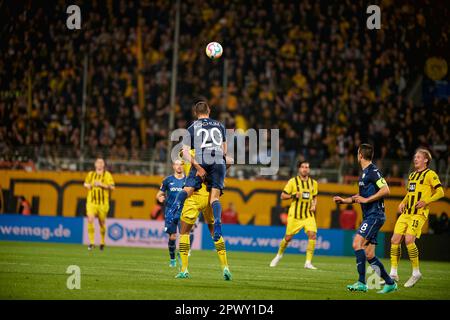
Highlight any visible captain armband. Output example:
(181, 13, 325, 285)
(376, 177, 388, 188)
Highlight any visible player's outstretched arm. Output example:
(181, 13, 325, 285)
(333, 196, 354, 204)
(353, 185, 390, 204)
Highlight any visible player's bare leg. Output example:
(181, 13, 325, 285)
(87, 214, 96, 251)
(304, 231, 317, 270)
(404, 234, 422, 288)
(270, 234, 292, 267)
(98, 217, 106, 251)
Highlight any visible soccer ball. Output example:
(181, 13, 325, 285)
(205, 42, 223, 60)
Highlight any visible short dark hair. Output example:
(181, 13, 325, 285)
(297, 160, 309, 168)
(193, 101, 210, 116)
(95, 157, 106, 167)
(358, 144, 374, 160)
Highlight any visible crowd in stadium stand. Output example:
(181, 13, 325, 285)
(1, 0, 448, 178)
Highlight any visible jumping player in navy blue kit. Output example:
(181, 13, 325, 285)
(156, 160, 185, 267)
(334, 144, 397, 294)
(166, 101, 231, 280)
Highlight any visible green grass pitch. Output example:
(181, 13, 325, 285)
(0, 241, 449, 300)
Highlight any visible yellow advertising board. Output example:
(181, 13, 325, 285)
(1, 170, 448, 232)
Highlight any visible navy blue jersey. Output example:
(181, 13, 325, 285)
(160, 175, 185, 215)
(358, 163, 388, 219)
(187, 117, 226, 164)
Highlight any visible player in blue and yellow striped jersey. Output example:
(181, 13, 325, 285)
(83, 158, 115, 251)
(389, 149, 444, 288)
(270, 161, 319, 270)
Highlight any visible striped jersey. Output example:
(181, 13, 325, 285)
(84, 171, 115, 206)
(283, 176, 318, 219)
(402, 168, 442, 217)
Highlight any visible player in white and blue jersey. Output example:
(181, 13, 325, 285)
(156, 160, 185, 267)
(334, 143, 397, 294)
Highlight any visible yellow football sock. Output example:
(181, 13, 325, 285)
(406, 243, 419, 269)
(87, 221, 95, 245)
(179, 234, 190, 272)
(306, 239, 316, 263)
(100, 223, 106, 245)
(390, 244, 401, 269)
(214, 236, 228, 269)
(277, 238, 288, 256)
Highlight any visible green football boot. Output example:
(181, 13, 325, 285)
(377, 282, 398, 294)
(347, 281, 368, 292)
(223, 267, 232, 281)
(175, 271, 190, 279)
(169, 259, 177, 268)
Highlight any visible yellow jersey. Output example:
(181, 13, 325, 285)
(84, 171, 115, 206)
(402, 168, 442, 217)
(283, 176, 318, 220)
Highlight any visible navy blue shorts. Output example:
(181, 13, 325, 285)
(357, 217, 385, 245)
(185, 162, 226, 192)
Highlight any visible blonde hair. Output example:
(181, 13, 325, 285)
(416, 148, 432, 167)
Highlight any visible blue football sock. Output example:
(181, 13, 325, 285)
(211, 200, 223, 241)
(368, 256, 394, 285)
(168, 239, 176, 260)
(355, 249, 366, 284)
(211, 200, 222, 224)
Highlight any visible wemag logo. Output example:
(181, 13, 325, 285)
(0, 214, 83, 244)
(106, 220, 168, 245)
(108, 223, 124, 241)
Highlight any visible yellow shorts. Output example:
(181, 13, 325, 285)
(181, 194, 214, 225)
(394, 213, 427, 239)
(86, 203, 109, 221)
(286, 215, 317, 235)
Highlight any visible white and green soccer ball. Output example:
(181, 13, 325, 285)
(205, 42, 223, 60)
